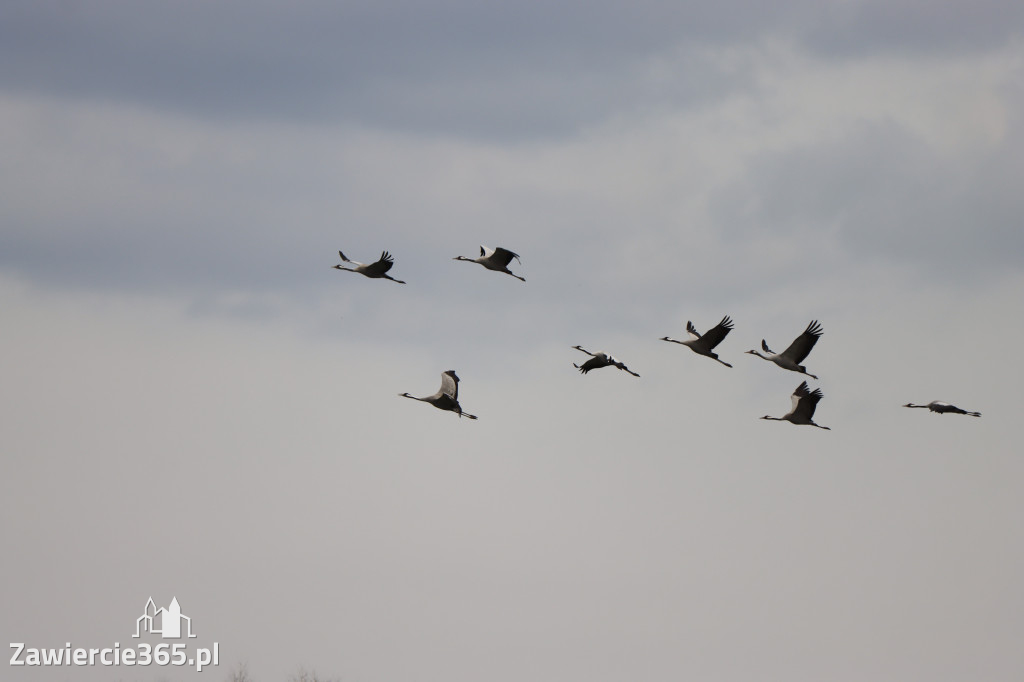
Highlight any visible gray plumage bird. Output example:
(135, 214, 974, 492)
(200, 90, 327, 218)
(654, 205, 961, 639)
(399, 370, 477, 419)
(746, 320, 823, 379)
(453, 246, 525, 281)
(903, 401, 980, 417)
(333, 250, 406, 284)
(661, 315, 735, 367)
(571, 346, 640, 377)
(762, 381, 830, 430)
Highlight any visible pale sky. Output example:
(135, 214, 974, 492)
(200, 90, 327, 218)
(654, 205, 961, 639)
(2, 2, 1023, 681)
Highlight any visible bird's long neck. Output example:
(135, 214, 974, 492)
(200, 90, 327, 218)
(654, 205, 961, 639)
(904, 403, 927, 409)
(748, 350, 768, 360)
(400, 393, 426, 402)
(333, 265, 356, 272)
(761, 415, 783, 421)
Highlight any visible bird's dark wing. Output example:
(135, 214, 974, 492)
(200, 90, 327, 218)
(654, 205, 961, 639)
(363, 251, 396, 276)
(492, 247, 521, 266)
(699, 315, 734, 350)
(685, 321, 702, 340)
(932, 402, 973, 415)
(577, 356, 607, 373)
(780, 320, 823, 363)
(792, 381, 823, 419)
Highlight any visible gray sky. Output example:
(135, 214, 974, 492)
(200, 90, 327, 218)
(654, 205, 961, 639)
(2, 2, 1023, 681)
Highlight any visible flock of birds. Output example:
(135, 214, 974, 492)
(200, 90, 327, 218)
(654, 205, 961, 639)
(334, 247, 982, 427)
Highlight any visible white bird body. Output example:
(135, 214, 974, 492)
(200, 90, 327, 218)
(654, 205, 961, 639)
(334, 250, 406, 284)
(571, 345, 640, 377)
(904, 401, 980, 417)
(747, 320, 823, 379)
(400, 370, 477, 419)
(762, 381, 830, 430)
(453, 245, 525, 281)
(661, 315, 734, 367)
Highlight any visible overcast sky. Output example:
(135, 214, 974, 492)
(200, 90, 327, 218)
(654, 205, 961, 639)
(2, 2, 1023, 681)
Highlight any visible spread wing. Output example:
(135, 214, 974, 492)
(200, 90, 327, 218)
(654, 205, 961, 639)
(362, 251, 396, 276)
(780, 320, 823, 363)
(685, 321, 701, 340)
(576, 354, 609, 373)
(698, 315, 734, 350)
(791, 381, 823, 419)
(491, 247, 521, 266)
(337, 250, 362, 266)
(440, 370, 460, 400)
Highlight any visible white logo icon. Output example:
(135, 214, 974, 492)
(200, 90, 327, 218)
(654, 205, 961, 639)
(133, 597, 196, 639)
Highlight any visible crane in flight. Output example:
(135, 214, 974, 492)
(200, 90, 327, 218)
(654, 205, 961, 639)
(761, 381, 830, 430)
(903, 401, 980, 417)
(746, 320, 823, 379)
(660, 315, 735, 367)
(399, 370, 477, 419)
(571, 346, 640, 377)
(453, 246, 525, 282)
(333, 250, 406, 284)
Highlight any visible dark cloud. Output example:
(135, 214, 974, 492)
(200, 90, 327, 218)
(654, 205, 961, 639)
(18, 1, 1013, 137)
(709, 118, 1024, 281)
(4, 2, 1021, 134)
(1, 1, 1022, 305)
(1, 1, 772, 134)
(805, 0, 1024, 57)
